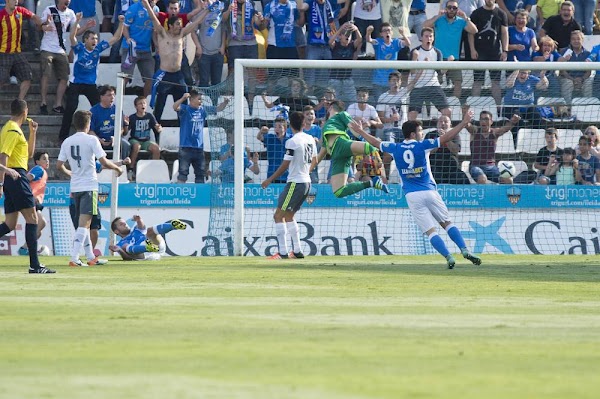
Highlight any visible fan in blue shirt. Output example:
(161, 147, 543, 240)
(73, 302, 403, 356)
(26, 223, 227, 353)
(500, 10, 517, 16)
(354, 112, 482, 269)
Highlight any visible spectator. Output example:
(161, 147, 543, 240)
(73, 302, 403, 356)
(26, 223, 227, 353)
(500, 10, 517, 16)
(218, 134, 260, 183)
(226, 0, 265, 100)
(121, 0, 159, 98)
(178, 0, 195, 13)
(157, 0, 203, 87)
(425, 115, 471, 184)
(536, 0, 564, 31)
(172, 90, 229, 183)
(365, 22, 409, 100)
(195, 0, 228, 90)
(376, 71, 407, 178)
(127, 96, 162, 180)
(347, 87, 383, 134)
(507, 10, 538, 62)
(140, 0, 207, 123)
(438, 0, 484, 62)
(502, 69, 548, 135)
(101, 0, 115, 32)
(553, 147, 577, 184)
(352, 0, 382, 54)
(423, 0, 478, 98)
(572, 0, 596, 35)
(532, 36, 564, 98)
(407, 27, 451, 121)
(575, 135, 600, 184)
(0, 1, 44, 100)
(540, 1, 580, 52)
(534, 128, 564, 184)
(467, 110, 520, 184)
(90, 85, 131, 160)
(496, 0, 535, 26)
(302, 105, 321, 183)
(468, 0, 509, 105)
(575, 126, 600, 158)
(38, 0, 77, 115)
(19, 0, 40, 51)
(261, 77, 317, 113)
(354, 151, 386, 183)
(257, 116, 292, 183)
(314, 87, 337, 123)
(70, 0, 100, 35)
(407, 0, 427, 36)
(59, 14, 124, 142)
(328, 22, 361, 104)
(560, 30, 592, 104)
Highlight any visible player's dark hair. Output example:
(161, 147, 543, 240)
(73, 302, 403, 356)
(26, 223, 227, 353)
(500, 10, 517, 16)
(402, 120, 423, 139)
(329, 100, 345, 113)
(33, 151, 48, 162)
(82, 30, 98, 42)
(110, 217, 123, 233)
(73, 110, 92, 131)
(289, 112, 304, 132)
(134, 96, 146, 106)
(10, 99, 27, 116)
(98, 85, 116, 97)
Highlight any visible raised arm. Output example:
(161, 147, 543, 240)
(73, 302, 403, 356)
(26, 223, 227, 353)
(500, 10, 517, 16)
(262, 160, 290, 188)
(181, 8, 210, 37)
(439, 111, 473, 145)
(349, 119, 382, 149)
(70, 12, 82, 46)
(491, 114, 521, 137)
(141, 0, 163, 33)
(108, 15, 125, 46)
(173, 92, 191, 112)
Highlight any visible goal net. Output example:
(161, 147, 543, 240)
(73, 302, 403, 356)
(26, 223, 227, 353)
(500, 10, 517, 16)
(199, 59, 600, 257)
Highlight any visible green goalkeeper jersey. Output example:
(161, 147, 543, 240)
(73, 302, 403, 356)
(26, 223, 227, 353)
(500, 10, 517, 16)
(322, 111, 353, 153)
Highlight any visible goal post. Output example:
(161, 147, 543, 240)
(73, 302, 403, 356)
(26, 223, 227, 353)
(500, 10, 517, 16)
(223, 59, 600, 257)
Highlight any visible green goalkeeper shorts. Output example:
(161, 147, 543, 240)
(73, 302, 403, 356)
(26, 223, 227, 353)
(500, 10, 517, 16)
(329, 136, 356, 176)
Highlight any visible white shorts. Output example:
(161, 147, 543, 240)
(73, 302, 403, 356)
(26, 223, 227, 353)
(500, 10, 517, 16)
(405, 190, 450, 234)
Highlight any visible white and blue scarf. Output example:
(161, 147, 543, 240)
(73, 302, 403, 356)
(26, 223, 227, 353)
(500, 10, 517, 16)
(230, 0, 255, 41)
(307, 0, 334, 46)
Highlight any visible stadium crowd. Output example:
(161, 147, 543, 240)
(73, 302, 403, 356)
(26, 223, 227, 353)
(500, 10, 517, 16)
(1, 0, 600, 186)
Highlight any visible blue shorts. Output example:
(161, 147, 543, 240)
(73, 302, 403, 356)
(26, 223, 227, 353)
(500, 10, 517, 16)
(470, 164, 500, 183)
(3, 168, 35, 214)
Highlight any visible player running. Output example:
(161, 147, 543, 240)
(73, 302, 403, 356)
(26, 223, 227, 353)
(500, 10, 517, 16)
(316, 100, 390, 197)
(354, 111, 482, 269)
(110, 215, 187, 260)
(262, 111, 318, 259)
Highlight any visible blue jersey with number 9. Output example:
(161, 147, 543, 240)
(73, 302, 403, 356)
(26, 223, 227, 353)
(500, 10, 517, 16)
(381, 138, 440, 193)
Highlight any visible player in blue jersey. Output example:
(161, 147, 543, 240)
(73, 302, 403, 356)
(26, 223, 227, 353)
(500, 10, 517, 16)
(354, 111, 482, 269)
(110, 215, 188, 260)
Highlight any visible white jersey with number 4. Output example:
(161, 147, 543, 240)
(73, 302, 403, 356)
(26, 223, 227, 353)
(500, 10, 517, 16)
(283, 132, 318, 183)
(58, 132, 107, 192)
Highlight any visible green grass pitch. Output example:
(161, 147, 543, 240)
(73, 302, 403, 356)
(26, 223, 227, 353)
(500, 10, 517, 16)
(1, 255, 599, 399)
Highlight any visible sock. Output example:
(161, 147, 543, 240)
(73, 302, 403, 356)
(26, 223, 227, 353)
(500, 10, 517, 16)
(275, 222, 288, 255)
(334, 181, 370, 198)
(429, 232, 450, 257)
(286, 220, 301, 253)
(25, 223, 40, 268)
(0, 222, 11, 238)
(71, 227, 87, 261)
(128, 244, 148, 254)
(445, 224, 467, 250)
(364, 142, 377, 155)
(82, 231, 95, 260)
(155, 222, 174, 236)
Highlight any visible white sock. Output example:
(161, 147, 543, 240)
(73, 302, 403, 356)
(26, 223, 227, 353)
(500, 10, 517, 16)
(71, 227, 87, 261)
(275, 222, 288, 255)
(286, 220, 301, 253)
(83, 231, 95, 260)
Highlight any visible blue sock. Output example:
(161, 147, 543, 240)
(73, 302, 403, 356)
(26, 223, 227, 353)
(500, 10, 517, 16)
(429, 233, 450, 257)
(446, 225, 466, 250)
(128, 244, 147, 255)
(26, 223, 40, 268)
(155, 223, 174, 236)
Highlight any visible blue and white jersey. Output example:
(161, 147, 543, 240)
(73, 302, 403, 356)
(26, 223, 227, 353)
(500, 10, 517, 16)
(29, 165, 44, 181)
(122, 2, 154, 51)
(381, 138, 439, 193)
(503, 75, 540, 106)
(264, 0, 297, 47)
(372, 38, 404, 86)
(117, 227, 147, 249)
(71, 41, 110, 84)
(178, 104, 217, 148)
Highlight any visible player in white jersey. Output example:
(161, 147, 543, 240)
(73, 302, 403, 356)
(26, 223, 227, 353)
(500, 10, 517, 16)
(354, 111, 482, 269)
(262, 111, 318, 259)
(56, 110, 123, 267)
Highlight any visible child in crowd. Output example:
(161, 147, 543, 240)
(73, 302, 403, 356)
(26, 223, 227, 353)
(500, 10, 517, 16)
(575, 135, 600, 185)
(18, 152, 49, 256)
(550, 148, 577, 185)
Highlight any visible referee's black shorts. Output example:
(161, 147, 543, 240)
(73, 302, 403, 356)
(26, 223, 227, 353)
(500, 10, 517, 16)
(3, 168, 35, 214)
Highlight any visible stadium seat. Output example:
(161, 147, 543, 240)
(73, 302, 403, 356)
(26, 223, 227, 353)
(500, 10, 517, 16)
(537, 97, 566, 106)
(511, 161, 529, 178)
(317, 160, 331, 184)
(76, 95, 92, 112)
(466, 96, 497, 120)
(252, 96, 279, 121)
(212, 95, 250, 120)
(97, 64, 121, 87)
(460, 161, 477, 184)
(159, 127, 180, 152)
(516, 128, 546, 155)
(244, 127, 264, 153)
(161, 96, 180, 121)
(171, 159, 198, 183)
(135, 160, 170, 183)
(572, 97, 600, 105)
(458, 129, 471, 157)
(36, 0, 55, 16)
(496, 133, 517, 155)
(558, 129, 583, 149)
(203, 127, 227, 153)
(121, 95, 138, 117)
(572, 104, 600, 123)
(98, 165, 128, 183)
(429, 96, 462, 121)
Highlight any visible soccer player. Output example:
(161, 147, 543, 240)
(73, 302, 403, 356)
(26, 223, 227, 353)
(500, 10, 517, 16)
(316, 100, 389, 198)
(110, 216, 187, 261)
(354, 111, 482, 269)
(18, 151, 49, 256)
(262, 111, 318, 259)
(56, 110, 123, 267)
(0, 100, 54, 273)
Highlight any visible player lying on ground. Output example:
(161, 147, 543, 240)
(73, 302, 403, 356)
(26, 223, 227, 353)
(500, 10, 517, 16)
(109, 215, 187, 260)
(353, 111, 482, 269)
(316, 100, 390, 197)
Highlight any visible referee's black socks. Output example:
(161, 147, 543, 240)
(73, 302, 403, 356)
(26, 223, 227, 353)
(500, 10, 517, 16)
(25, 223, 40, 268)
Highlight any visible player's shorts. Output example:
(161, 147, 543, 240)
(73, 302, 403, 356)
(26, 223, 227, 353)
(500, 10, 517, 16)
(40, 51, 70, 80)
(70, 191, 99, 223)
(277, 182, 311, 212)
(328, 135, 364, 176)
(70, 202, 102, 230)
(405, 190, 451, 234)
(3, 168, 35, 214)
(409, 86, 449, 113)
(129, 138, 156, 150)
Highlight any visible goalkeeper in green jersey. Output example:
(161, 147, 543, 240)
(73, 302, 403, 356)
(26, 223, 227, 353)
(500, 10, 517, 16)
(316, 101, 390, 198)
